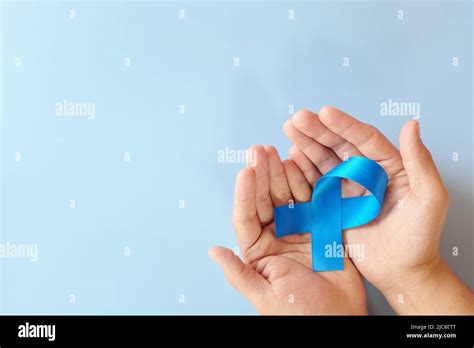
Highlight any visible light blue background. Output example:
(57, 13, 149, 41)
(0, 0, 472, 314)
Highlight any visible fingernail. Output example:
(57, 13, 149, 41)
(208, 248, 217, 262)
(246, 148, 257, 167)
(415, 121, 420, 137)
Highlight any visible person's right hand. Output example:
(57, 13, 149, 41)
(284, 106, 474, 314)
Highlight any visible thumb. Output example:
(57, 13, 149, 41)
(208, 246, 270, 307)
(399, 120, 448, 204)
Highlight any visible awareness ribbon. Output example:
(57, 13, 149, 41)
(274, 156, 388, 272)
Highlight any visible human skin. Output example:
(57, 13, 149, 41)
(283, 106, 474, 314)
(208, 145, 367, 315)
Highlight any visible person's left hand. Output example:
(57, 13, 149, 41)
(209, 145, 367, 314)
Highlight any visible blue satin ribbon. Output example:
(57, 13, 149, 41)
(274, 156, 388, 272)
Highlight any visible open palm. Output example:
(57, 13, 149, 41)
(283, 106, 449, 296)
(209, 145, 367, 315)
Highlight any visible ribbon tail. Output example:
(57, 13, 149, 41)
(312, 176, 344, 272)
(274, 202, 312, 238)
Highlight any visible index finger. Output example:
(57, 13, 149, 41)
(318, 106, 403, 175)
(232, 168, 262, 255)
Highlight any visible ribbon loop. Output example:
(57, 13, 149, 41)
(274, 156, 388, 272)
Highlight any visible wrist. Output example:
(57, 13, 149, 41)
(379, 255, 474, 314)
(378, 254, 444, 314)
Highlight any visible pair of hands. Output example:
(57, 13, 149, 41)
(209, 106, 473, 315)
